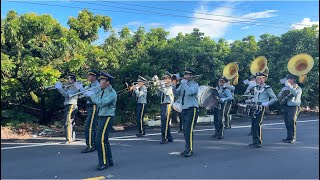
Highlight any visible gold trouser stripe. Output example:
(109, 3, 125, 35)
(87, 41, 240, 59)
(140, 104, 145, 133)
(221, 103, 227, 135)
(259, 107, 266, 143)
(89, 105, 96, 149)
(165, 104, 172, 139)
(67, 105, 74, 143)
(293, 106, 299, 139)
(101, 117, 111, 165)
(190, 108, 196, 152)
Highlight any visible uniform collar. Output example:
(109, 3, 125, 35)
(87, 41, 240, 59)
(102, 85, 112, 91)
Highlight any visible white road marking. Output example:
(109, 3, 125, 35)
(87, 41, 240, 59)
(1, 119, 318, 150)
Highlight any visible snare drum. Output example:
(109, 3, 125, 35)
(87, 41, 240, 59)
(237, 103, 248, 116)
(172, 102, 182, 113)
(198, 86, 219, 110)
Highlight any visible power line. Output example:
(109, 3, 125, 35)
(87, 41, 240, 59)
(8, 1, 292, 30)
(179, 1, 319, 18)
(95, 1, 312, 26)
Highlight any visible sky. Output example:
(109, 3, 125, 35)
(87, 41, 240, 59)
(1, 0, 319, 45)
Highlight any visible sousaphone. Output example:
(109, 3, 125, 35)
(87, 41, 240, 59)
(250, 56, 269, 80)
(287, 53, 314, 83)
(223, 62, 239, 85)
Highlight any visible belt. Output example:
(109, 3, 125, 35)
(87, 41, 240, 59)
(86, 104, 96, 107)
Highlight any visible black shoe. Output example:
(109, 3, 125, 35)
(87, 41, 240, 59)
(136, 133, 143, 137)
(282, 138, 290, 143)
(142, 132, 145, 135)
(61, 141, 71, 144)
(180, 150, 186, 156)
(248, 132, 252, 136)
(248, 142, 257, 146)
(255, 144, 262, 148)
(212, 134, 218, 138)
(109, 161, 114, 167)
(97, 165, 108, 171)
(183, 151, 193, 157)
(81, 147, 95, 153)
(160, 139, 168, 144)
(178, 130, 183, 133)
(168, 139, 173, 142)
(225, 126, 231, 129)
(217, 136, 224, 139)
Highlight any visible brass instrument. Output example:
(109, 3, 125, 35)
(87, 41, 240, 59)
(45, 81, 84, 90)
(246, 56, 269, 117)
(223, 62, 239, 85)
(68, 86, 100, 98)
(287, 53, 314, 83)
(176, 74, 203, 80)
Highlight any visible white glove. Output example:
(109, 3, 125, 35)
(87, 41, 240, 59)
(74, 82, 83, 90)
(243, 79, 249, 85)
(181, 79, 188, 84)
(160, 81, 165, 88)
(84, 90, 94, 97)
(220, 98, 226, 103)
(55, 82, 62, 89)
(262, 102, 269, 106)
(284, 81, 291, 87)
(135, 86, 139, 91)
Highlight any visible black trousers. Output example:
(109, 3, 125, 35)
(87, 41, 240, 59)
(224, 101, 232, 128)
(161, 104, 172, 140)
(252, 107, 266, 145)
(63, 104, 78, 142)
(213, 103, 228, 136)
(136, 103, 146, 134)
(283, 106, 300, 140)
(96, 116, 114, 166)
(85, 104, 98, 149)
(181, 107, 199, 152)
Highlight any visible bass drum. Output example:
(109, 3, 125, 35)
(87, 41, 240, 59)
(198, 85, 219, 110)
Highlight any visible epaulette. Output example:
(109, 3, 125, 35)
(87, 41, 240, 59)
(265, 85, 271, 89)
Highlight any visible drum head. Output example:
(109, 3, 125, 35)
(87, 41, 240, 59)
(201, 88, 219, 110)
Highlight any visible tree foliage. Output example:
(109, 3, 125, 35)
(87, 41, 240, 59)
(1, 10, 319, 125)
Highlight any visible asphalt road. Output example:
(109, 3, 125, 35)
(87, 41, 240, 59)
(1, 114, 319, 179)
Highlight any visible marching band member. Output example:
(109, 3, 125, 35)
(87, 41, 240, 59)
(248, 72, 277, 148)
(278, 74, 302, 143)
(172, 73, 183, 133)
(244, 75, 256, 136)
(55, 73, 81, 144)
(212, 76, 233, 139)
(157, 72, 174, 144)
(224, 81, 235, 129)
(173, 68, 199, 157)
(84, 72, 117, 170)
(80, 70, 100, 153)
(132, 76, 148, 137)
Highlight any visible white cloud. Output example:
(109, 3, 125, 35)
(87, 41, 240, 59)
(167, 5, 278, 39)
(291, 18, 319, 30)
(241, 10, 277, 20)
(168, 6, 234, 39)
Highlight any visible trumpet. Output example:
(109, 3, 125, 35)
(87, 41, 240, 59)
(176, 74, 202, 80)
(68, 86, 100, 98)
(45, 81, 84, 90)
